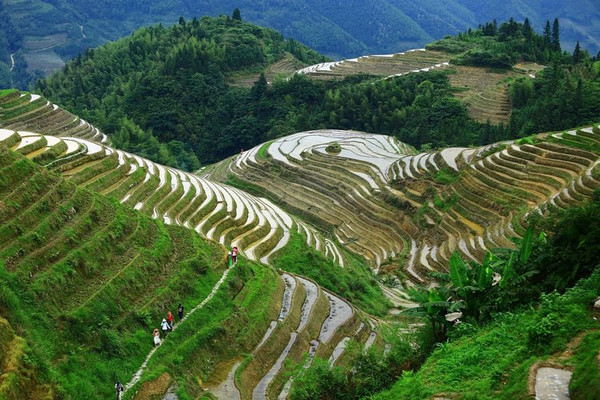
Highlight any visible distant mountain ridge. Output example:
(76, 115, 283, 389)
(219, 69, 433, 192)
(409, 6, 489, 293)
(2, 0, 599, 88)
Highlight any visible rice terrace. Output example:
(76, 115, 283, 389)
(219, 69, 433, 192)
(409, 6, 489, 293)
(1, 10, 600, 400)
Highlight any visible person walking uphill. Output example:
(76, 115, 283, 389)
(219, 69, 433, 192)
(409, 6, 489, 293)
(153, 328, 161, 347)
(178, 303, 184, 321)
(161, 318, 170, 337)
(232, 246, 239, 264)
(167, 310, 174, 328)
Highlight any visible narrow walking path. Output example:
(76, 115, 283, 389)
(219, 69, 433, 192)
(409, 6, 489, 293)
(124, 266, 234, 393)
(534, 367, 572, 400)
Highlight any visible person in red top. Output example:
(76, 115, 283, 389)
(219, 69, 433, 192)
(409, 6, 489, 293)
(232, 246, 239, 264)
(167, 310, 174, 329)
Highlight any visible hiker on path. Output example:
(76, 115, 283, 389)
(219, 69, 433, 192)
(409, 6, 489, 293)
(232, 246, 239, 264)
(115, 381, 124, 400)
(167, 310, 174, 328)
(153, 328, 161, 347)
(178, 303, 184, 321)
(161, 318, 170, 336)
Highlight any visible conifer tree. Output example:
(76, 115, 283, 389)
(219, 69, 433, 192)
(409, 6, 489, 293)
(573, 41, 583, 64)
(523, 17, 533, 40)
(232, 8, 242, 21)
(543, 20, 551, 49)
(551, 18, 561, 52)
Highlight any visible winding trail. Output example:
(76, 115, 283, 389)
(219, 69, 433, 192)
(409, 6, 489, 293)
(535, 367, 572, 400)
(9, 53, 15, 71)
(124, 266, 234, 393)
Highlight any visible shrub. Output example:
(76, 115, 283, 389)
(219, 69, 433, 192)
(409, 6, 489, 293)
(325, 142, 341, 154)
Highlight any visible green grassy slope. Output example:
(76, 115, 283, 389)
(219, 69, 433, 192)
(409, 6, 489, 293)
(0, 145, 229, 398)
(374, 271, 600, 399)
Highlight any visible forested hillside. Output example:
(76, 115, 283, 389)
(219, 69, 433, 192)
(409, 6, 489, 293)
(38, 17, 600, 171)
(3, 0, 600, 88)
(37, 16, 325, 170)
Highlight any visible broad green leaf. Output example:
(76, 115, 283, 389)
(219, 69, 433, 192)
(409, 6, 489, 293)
(449, 251, 468, 289)
(477, 252, 493, 288)
(499, 252, 515, 288)
(519, 227, 535, 263)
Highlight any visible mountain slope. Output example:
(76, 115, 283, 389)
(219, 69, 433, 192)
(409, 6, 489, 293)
(207, 125, 600, 300)
(0, 109, 395, 400)
(3, 0, 600, 88)
(0, 144, 230, 398)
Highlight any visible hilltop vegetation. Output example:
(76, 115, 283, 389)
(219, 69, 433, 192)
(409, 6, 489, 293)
(3, 0, 600, 88)
(38, 17, 600, 172)
(37, 16, 324, 170)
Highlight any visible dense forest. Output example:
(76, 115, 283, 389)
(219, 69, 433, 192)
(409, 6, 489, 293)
(37, 15, 326, 170)
(4, 0, 600, 88)
(38, 16, 600, 170)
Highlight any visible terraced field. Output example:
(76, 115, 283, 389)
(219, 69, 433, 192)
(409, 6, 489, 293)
(295, 49, 451, 80)
(4, 90, 600, 303)
(228, 55, 311, 87)
(0, 89, 107, 142)
(447, 66, 519, 124)
(208, 126, 600, 303)
(203, 273, 380, 400)
(0, 142, 234, 398)
(3, 90, 599, 397)
(294, 49, 528, 124)
(0, 130, 384, 399)
(0, 128, 348, 270)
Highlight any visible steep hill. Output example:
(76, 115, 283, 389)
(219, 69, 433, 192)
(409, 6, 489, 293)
(207, 125, 600, 303)
(0, 143, 228, 398)
(0, 104, 398, 399)
(1, 86, 600, 398)
(3, 0, 600, 87)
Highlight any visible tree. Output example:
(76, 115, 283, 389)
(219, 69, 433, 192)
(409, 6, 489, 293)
(404, 284, 457, 342)
(543, 20, 551, 49)
(232, 8, 242, 21)
(551, 18, 561, 52)
(573, 41, 583, 64)
(251, 72, 268, 99)
(523, 17, 533, 40)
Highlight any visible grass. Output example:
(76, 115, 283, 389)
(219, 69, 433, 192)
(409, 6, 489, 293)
(257, 140, 274, 160)
(373, 269, 600, 399)
(433, 193, 459, 212)
(569, 330, 600, 399)
(131, 259, 280, 399)
(271, 232, 390, 316)
(0, 148, 228, 398)
(432, 168, 459, 185)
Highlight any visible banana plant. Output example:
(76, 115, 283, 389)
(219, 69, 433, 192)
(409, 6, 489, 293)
(403, 285, 461, 342)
